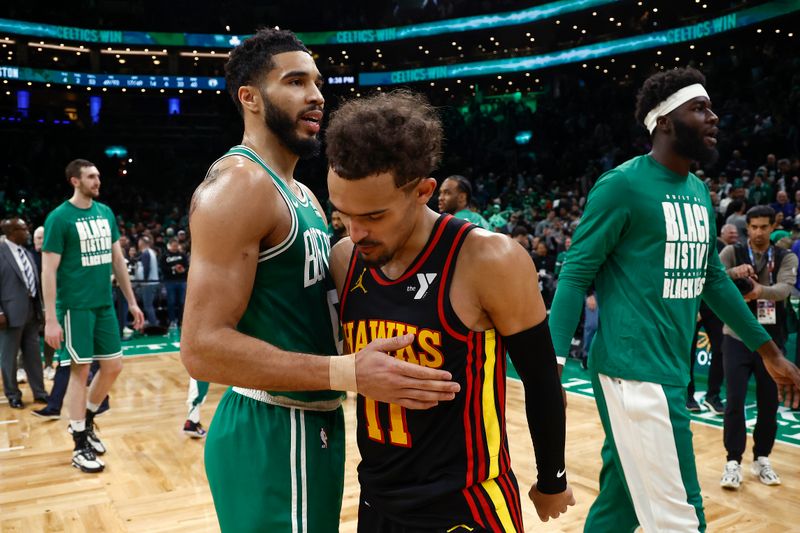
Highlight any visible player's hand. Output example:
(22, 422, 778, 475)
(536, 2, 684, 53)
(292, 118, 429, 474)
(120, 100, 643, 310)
(0, 313, 7, 330)
(355, 334, 460, 410)
(585, 294, 597, 312)
(45, 321, 64, 350)
(761, 352, 800, 408)
(129, 304, 145, 331)
(529, 483, 576, 522)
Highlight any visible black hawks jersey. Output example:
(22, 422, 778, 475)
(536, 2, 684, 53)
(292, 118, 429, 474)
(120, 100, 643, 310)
(340, 214, 523, 532)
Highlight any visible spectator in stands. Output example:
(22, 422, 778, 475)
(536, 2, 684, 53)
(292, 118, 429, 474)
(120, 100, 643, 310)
(719, 206, 796, 490)
(718, 172, 732, 199)
(726, 199, 748, 243)
(748, 171, 773, 206)
(533, 241, 556, 306)
(770, 190, 794, 227)
(534, 210, 556, 237)
(134, 236, 160, 326)
(510, 225, 534, 255)
(161, 238, 188, 328)
(726, 149, 748, 177)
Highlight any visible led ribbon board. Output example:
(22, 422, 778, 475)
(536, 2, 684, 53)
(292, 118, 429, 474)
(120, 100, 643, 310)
(359, 0, 800, 86)
(0, 0, 617, 48)
(0, 66, 223, 90)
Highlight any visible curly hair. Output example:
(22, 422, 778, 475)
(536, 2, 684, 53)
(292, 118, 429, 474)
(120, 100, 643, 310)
(634, 67, 706, 131)
(325, 90, 443, 187)
(224, 28, 309, 116)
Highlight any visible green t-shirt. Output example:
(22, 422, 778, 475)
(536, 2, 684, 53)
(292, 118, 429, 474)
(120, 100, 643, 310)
(43, 200, 120, 309)
(454, 208, 491, 230)
(550, 155, 770, 386)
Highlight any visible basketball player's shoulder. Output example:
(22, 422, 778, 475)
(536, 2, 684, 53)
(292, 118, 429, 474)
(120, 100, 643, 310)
(190, 155, 277, 219)
(460, 228, 531, 276)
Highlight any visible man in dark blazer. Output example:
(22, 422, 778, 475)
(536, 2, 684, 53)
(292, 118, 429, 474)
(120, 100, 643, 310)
(0, 217, 47, 408)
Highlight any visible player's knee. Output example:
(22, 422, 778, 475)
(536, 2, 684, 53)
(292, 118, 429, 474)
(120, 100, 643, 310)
(70, 363, 91, 381)
(101, 358, 124, 378)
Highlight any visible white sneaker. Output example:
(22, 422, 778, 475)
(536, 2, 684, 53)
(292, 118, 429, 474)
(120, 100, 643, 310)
(43, 366, 56, 381)
(16, 368, 27, 383)
(751, 456, 781, 486)
(720, 460, 742, 490)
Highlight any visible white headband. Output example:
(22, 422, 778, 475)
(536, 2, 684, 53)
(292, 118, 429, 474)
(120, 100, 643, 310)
(643, 83, 709, 134)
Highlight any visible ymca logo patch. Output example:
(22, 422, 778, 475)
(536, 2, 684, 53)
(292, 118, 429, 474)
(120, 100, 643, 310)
(412, 273, 437, 300)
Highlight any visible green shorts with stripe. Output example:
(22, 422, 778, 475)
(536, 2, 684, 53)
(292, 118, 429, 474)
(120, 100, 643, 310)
(56, 306, 122, 366)
(586, 371, 706, 533)
(205, 387, 345, 533)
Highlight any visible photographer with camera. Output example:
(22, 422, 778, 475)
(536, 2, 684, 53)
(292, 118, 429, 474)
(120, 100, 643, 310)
(719, 205, 797, 490)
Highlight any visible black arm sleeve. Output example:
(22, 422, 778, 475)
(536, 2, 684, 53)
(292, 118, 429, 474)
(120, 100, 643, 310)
(505, 318, 567, 494)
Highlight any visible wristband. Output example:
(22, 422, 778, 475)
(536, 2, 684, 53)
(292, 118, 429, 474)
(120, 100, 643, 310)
(329, 353, 358, 391)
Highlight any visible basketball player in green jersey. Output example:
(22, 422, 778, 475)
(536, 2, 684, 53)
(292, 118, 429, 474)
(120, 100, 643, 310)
(42, 159, 144, 473)
(181, 29, 459, 533)
(550, 67, 800, 532)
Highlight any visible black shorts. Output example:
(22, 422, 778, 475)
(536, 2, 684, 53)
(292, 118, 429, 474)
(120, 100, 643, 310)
(357, 496, 489, 533)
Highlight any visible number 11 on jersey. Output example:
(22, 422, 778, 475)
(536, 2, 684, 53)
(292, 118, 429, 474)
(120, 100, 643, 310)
(364, 397, 411, 447)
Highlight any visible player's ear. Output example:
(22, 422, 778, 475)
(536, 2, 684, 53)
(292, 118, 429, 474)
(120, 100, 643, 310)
(416, 178, 438, 205)
(238, 85, 261, 114)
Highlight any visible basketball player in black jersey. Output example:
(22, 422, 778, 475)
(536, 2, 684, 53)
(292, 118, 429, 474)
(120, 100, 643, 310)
(327, 90, 575, 532)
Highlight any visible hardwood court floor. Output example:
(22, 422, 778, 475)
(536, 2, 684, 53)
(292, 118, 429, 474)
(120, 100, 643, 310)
(1, 353, 799, 532)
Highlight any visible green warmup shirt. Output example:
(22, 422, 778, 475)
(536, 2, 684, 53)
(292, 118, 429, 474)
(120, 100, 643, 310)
(42, 200, 120, 309)
(550, 155, 770, 386)
(220, 145, 343, 405)
(454, 208, 491, 230)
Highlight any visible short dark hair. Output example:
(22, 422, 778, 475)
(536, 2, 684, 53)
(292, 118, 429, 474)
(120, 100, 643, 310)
(511, 226, 529, 238)
(634, 67, 706, 133)
(65, 159, 95, 183)
(746, 205, 776, 224)
(224, 28, 309, 116)
(446, 175, 472, 204)
(326, 90, 443, 187)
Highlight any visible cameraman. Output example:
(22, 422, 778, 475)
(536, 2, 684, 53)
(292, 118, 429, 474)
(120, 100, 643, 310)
(719, 205, 797, 489)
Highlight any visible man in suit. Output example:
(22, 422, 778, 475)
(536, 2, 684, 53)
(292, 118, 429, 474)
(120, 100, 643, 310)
(33, 225, 55, 380)
(0, 217, 47, 408)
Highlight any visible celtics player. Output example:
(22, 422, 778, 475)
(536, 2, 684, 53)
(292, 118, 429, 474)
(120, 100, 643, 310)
(437, 175, 491, 230)
(42, 159, 144, 473)
(549, 67, 800, 532)
(181, 29, 459, 532)
(326, 91, 575, 532)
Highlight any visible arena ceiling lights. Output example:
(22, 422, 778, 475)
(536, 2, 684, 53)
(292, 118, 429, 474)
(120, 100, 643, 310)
(359, 0, 800, 86)
(0, 0, 618, 49)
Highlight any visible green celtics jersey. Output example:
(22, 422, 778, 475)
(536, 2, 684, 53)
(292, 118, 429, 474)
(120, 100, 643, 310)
(215, 145, 342, 403)
(42, 200, 120, 309)
(454, 208, 491, 230)
(550, 155, 770, 386)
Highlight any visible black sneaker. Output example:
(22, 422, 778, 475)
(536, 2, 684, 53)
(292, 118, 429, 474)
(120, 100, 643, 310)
(71, 430, 105, 473)
(702, 395, 725, 415)
(85, 409, 107, 455)
(686, 398, 702, 412)
(32, 407, 61, 420)
(183, 420, 207, 439)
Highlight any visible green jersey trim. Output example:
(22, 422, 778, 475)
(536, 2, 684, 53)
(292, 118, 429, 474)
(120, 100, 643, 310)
(205, 146, 299, 263)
